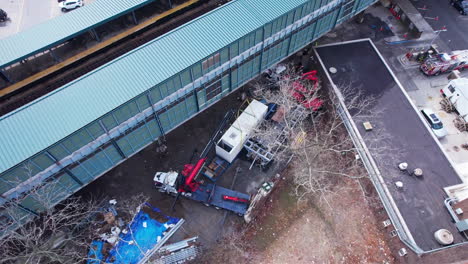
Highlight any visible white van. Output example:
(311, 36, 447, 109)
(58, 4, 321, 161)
(420, 108, 448, 139)
(441, 78, 468, 122)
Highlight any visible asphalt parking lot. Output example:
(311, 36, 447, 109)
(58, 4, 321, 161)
(403, 67, 468, 181)
(0, 0, 63, 39)
(0, 0, 100, 40)
(316, 39, 464, 251)
(317, 3, 468, 184)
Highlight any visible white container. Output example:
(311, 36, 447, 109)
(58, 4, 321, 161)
(216, 100, 268, 163)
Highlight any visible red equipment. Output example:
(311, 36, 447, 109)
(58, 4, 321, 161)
(222, 195, 249, 204)
(289, 70, 323, 111)
(179, 158, 207, 192)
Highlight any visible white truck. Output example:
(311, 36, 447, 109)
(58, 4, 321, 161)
(441, 78, 468, 122)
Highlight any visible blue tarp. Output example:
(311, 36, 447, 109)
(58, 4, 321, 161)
(87, 240, 104, 264)
(105, 203, 179, 264)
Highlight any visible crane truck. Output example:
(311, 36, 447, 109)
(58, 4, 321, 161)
(153, 100, 268, 216)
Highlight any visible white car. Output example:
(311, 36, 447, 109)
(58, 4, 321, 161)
(59, 0, 83, 12)
(420, 108, 448, 139)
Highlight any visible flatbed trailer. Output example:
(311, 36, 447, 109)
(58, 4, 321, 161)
(190, 183, 250, 216)
(154, 105, 260, 216)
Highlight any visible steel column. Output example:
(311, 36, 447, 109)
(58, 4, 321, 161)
(146, 93, 165, 138)
(193, 89, 200, 112)
(17, 203, 39, 216)
(131, 11, 138, 25)
(90, 29, 100, 42)
(49, 49, 61, 63)
(45, 151, 84, 186)
(0, 69, 12, 83)
(99, 121, 126, 158)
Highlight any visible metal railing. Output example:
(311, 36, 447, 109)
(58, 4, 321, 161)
(313, 44, 424, 254)
(314, 40, 468, 255)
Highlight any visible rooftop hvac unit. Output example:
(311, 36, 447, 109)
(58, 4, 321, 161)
(398, 248, 407, 257)
(382, 219, 392, 228)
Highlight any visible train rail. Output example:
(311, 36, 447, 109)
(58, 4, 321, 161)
(0, 0, 226, 116)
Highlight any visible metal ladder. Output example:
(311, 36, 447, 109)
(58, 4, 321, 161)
(151, 237, 200, 264)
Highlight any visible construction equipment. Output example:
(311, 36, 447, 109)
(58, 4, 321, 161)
(215, 100, 268, 163)
(153, 103, 266, 216)
(287, 70, 323, 111)
(420, 50, 468, 76)
(244, 105, 308, 168)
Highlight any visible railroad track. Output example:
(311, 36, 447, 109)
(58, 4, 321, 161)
(0, 0, 227, 116)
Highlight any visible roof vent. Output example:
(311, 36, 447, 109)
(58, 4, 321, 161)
(395, 181, 404, 189)
(413, 168, 423, 177)
(398, 162, 408, 171)
(329, 67, 337, 74)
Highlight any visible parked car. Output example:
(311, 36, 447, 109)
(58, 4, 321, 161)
(59, 0, 83, 12)
(451, 0, 468, 15)
(420, 108, 448, 139)
(0, 8, 8, 22)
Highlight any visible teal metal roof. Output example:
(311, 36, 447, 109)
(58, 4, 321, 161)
(242, 0, 310, 22)
(0, 0, 316, 173)
(0, 0, 154, 68)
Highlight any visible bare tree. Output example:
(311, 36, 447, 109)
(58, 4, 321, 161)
(0, 189, 101, 263)
(248, 64, 384, 205)
(0, 163, 151, 264)
(193, 228, 260, 264)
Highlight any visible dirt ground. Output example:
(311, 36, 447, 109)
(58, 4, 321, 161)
(197, 171, 397, 264)
(197, 171, 468, 264)
(256, 178, 394, 264)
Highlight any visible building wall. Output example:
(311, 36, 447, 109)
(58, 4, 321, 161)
(0, 0, 376, 233)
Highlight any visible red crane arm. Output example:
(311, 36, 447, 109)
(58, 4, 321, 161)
(184, 158, 207, 192)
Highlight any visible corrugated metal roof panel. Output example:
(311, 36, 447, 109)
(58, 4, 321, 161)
(0, 0, 313, 173)
(0, 0, 154, 68)
(241, 0, 310, 23)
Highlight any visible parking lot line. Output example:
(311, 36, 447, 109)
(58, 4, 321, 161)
(15, 0, 25, 33)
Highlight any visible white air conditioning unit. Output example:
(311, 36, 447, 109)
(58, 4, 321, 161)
(382, 219, 392, 228)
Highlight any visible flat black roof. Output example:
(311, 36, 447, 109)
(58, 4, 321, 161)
(315, 40, 464, 251)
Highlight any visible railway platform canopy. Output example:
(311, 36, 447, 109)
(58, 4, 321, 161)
(0, 0, 155, 70)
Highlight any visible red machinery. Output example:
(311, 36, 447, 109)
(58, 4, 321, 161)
(179, 158, 207, 192)
(153, 109, 251, 216)
(222, 195, 249, 204)
(288, 70, 323, 111)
